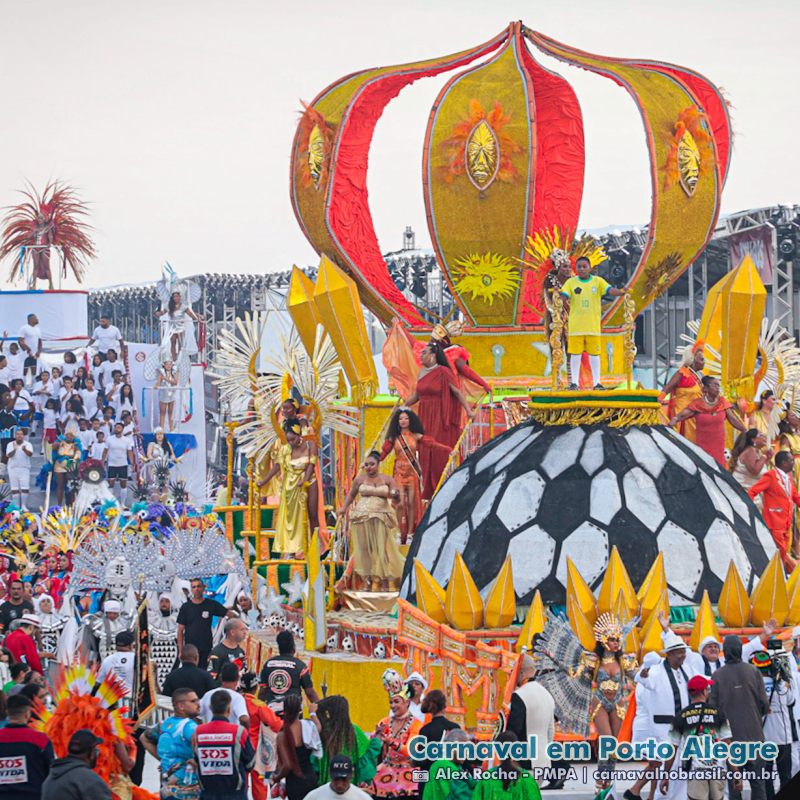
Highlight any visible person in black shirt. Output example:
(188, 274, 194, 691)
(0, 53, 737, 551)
(0, 694, 55, 798)
(414, 689, 460, 778)
(176, 578, 231, 669)
(160, 644, 218, 699)
(0, 579, 35, 633)
(0, 392, 16, 465)
(207, 617, 248, 680)
(258, 630, 319, 712)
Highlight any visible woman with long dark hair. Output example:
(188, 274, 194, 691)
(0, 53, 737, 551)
(729, 428, 772, 503)
(314, 694, 380, 786)
(273, 694, 321, 800)
(155, 290, 202, 361)
(379, 408, 449, 543)
(404, 343, 474, 499)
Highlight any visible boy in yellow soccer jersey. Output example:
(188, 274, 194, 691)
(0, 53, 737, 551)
(559, 256, 627, 389)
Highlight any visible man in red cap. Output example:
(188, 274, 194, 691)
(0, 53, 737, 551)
(661, 674, 736, 800)
(5, 614, 46, 674)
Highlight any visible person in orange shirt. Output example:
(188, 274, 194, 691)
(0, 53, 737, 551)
(241, 672, 283, 800)
(748, 451, 800, 571)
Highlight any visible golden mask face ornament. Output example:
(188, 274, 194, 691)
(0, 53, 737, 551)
(307, 125, 326, 190)
(465, 119, 500, 190)
(677, 128, 701, 196)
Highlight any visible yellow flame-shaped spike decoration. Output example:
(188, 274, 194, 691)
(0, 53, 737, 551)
(639, 589, 671, 656)
(567, 593, 597, 652)
(689, 590, 721, 652)
(637, 552, 667, 620)
(444, 552, 484, 630)
(287, 266, 325, 356)
(718, 562, 751, 627)
(597, 546, 638, 617)
(483, 556, 516, 629)
(515, 590, 546, 654)
(750, 552, 789, 627)
(566, 557, 597, 625)
(414, 560, 447, 623)
(787, 578, 800, 627)
(613, 590, 639, 654)
(313, 255, 378, 405)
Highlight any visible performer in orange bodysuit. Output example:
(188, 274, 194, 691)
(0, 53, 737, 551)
(748, 450, 800, 571)
(379, 407, 450, 543)
(661, 343, 704, 440)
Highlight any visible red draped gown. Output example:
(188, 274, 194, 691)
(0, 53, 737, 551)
(415, 365, 463, 499)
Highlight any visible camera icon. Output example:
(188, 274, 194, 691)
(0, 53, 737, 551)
(412, 770, 429, 782)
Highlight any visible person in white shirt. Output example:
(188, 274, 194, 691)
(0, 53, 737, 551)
(10, 379, 34, 432)
(199, 663, 250, 727)
(77, 418, 95, 452)
(60, 351, 78, 378)
(104, 371, 124, 409)
(120, 410, 135, 437)
(5, 429, 33, 510)
(31, 370, 53, 434)
(58, 375, 78, 410)
(0, 333, 26, 382)
(97, 630, 136, 696)
(88, 314, 126, 360)
(80, 376, 100, 420)
(99, 349, 124, 391)
(49, 366, 63, 401)
(90, 430, 108, 462)
(18, 314, 43, 380)
(0, 355, 10, 391)
(100, 406, 115, 439)
(42, 399, 59, 455)
(304, 755, 372, 800)
(107, 422, 134, 503)
(115, 383, 136, 421)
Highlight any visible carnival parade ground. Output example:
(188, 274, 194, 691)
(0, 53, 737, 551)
(1, 2, 799, 799)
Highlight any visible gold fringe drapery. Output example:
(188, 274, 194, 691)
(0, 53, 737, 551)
(528, 405, 662, 428)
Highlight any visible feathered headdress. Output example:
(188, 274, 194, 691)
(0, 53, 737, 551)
(593, 613, 623, 646)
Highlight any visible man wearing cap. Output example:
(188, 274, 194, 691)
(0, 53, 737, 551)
(0, 693, 55, 798)
(659, 612, 774, 677)
(97, 630, 136, 697)
(708, 635, 769, 800)
(635, 631, 698, 747)
(305, 754, 372, 800)
(5, 613, 45, 674)
(404, 672, 427, 723)
(192, 689, 255, 800)
(660, 675, 734, 800)
(41, 729, 112, 800)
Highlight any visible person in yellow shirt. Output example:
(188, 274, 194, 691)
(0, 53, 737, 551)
(559, 256, 627, 389)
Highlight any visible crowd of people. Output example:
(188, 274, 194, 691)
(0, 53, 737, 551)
(0, 312, 187, 508)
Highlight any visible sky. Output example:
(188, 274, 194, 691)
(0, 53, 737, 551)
(0, 0, 797, 290)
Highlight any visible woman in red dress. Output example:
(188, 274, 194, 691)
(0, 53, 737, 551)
(379, 408, 450, 543)
(404, 343, 474, 499)
(668, 376, 746, 467)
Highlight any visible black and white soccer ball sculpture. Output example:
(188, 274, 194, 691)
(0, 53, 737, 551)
(400, 421, 776, 608)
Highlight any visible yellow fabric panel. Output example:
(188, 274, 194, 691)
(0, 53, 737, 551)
(426, 43, 532, 326)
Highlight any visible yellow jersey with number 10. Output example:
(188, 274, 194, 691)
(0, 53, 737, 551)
(560, 275, 611, 336)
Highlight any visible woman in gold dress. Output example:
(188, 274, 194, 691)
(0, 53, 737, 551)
(749, 389, 778, 443)
(339, 451, 405, 591)
(258, 419, 317, 560)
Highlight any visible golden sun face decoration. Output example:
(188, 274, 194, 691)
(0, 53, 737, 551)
(452, 252, 521, 305)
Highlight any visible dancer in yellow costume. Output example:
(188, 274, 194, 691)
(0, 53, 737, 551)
(339, 450, 405, 592)
(258, 419, 317, 559)
(749, 389, 779, 444)
(559, 256, 626, 389)
(660, 343, 705, 441)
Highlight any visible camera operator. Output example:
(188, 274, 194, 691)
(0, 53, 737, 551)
(750, 642, 795, 799)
